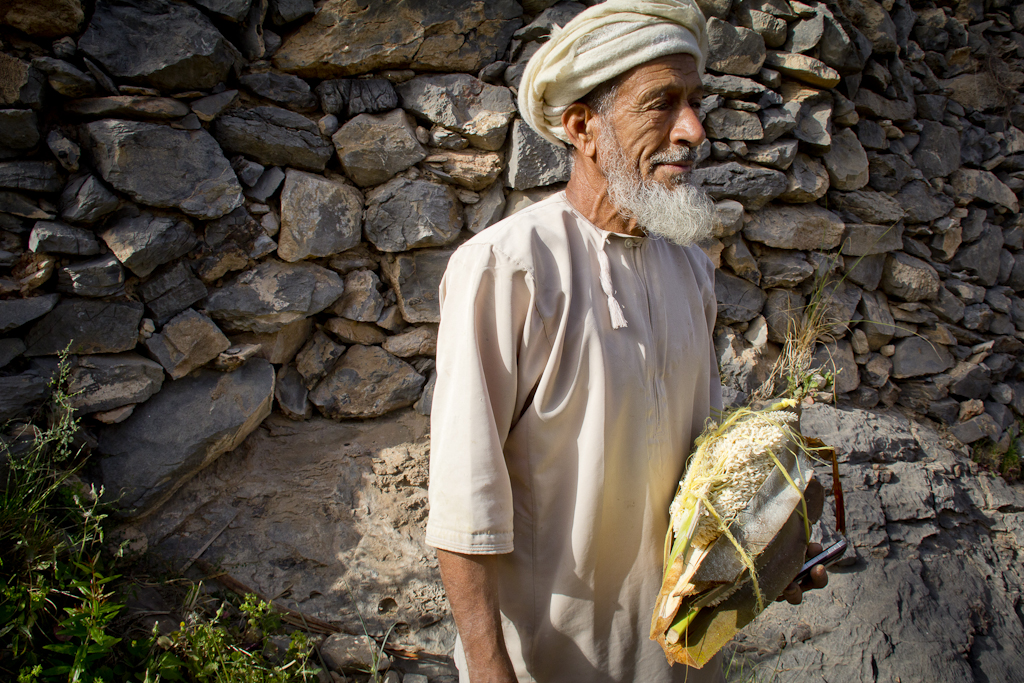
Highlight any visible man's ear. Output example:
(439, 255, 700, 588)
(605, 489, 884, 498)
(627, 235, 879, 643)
(562, 103, 600, 159)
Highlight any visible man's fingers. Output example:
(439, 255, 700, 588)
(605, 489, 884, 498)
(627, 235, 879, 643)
(777, 581, 803, 605)
(806, 542, 823, 558)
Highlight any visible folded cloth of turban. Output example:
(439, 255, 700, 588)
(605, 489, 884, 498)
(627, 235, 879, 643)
(518, 0, 709, 147)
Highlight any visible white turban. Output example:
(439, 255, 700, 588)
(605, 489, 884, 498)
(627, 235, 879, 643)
(518, 0, 709, 146)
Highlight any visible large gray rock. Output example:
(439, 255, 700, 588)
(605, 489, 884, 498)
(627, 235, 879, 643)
(840, 222, 902, 257)
(278, 169, 363, 261)
(83, 120, 242, 220)
(912, 122, 961, 179)
(57, 254, 125, 298)
(505, 118, 572, 191)
(778, 153, 829, 203)
(315, 78, 398, 119)
(100, 211, 198, 278)
(145, 308, 231, 379)
(744, 139, 798, 171)
(239, 71, 317, 111)
(333, 269, 385, 323)
(810, 339, 859, 394)
(60, 175, 120, 224)
(32, 57, 97, 98)
(29, 221, 101, 255)
(213, 106, 334, 172)
(466, 182, 506, 233)
(707, 17, 766, 76)
(78, 0, 239, 91)
(744, 204, 845, 250)
(381, 248, 455, 323)
(332, 109, 427, 188)
(822, 127, 868, 191)
(691, 161, 787, 210)
(854, 88, 915, 123)
(0, 293, 59, 333)
(949, 224, 1004, 287)
(704, 108, 764, 141)
(715, 270, 767, 323)
(275, 364, 312, 421)
(422, 147, 503, 191)
(295, 330, 345, 390)
(24, 299, 143, 356)
(0, 161, 61, 193)
(857, 290, 896, 350)
(763, 51, 840, 88)
(397, 74, 516, 151)
(67, 353, 164, 414)
(364, 178, 463, 252)
(139, 262, 207, 324)
(309, 345, 424, 419)
(757, 249, 814, 288)
(98, 358, 275, 516)
(272, 0, 522, 78)
(891, 336, 954, 378)
(204, 260, 344, 333)
(763, 288, 806, 343)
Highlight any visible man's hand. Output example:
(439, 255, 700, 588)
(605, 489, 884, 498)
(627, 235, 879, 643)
(436, 549, 518, 683)
(777, 542, 830, 605)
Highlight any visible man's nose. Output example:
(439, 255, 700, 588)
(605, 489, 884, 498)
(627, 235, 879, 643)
(671, 104, 706, 149)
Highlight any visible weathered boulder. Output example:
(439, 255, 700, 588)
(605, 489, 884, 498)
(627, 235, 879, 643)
(757, 249, 814, 288)
(704, 108, 764, 141)
(422, 148, 503, 191)
(100, 211, 198, 278)
(949, 224, 1004, 288)
(213, 106, 333, 172)
(364, 178, 462, 252)
(309, 345, 424, 419)
(78, 0, 239, 91)
(239, 71, 317, 111)
(881, 253, 940, 302)
(822, 127, 869, 191)
(60, 175, 120, 224)
(943, 72, 1011, 113)
(715, 270, 768, 323)
(67, 353, 164, 414)
(98, 358, 275, 516)
(744, 140, 798, 171)
(505, 119, 572, 191)
(466, 182, 506, 233)
(840, 222, 902, 257)
(324, 317, 388, 345)
(912, 122, 961, 179)
(778, 153, 829, 203)
(332, 269, 385, 323)
(949, 169, 1019, 213)
(397, 75, 516, 151)
(24, 299, 143, 356)
(205, 260, 344, 333)
(0, 0, 84, 37)
(857, 290, 896, 350)
(691, 161, 787, 210)
(896, 181, 954, 224)
(829, 189, 904, 225)
(145, 309, 231, 379)
(275, 364, 312, 421)
(57, 254, 125, 298)
(0, 54, 44, 109)
(763, 51, 840, 88)
(810, 339, 859, 394)
(83, 120, 242, 220)
(381, 248, 455, 324)
(139, 262, 207, 324)
(707, 18, 766, 76)
(229, 318, 313, 364)
(382, 325, 437, 358)
(273, 0, 522, 78)
(332, 109, 426, 187)
(278, 170, 363, 261)
(763, 288, 806, 343)
(744, 204, 845, 250)
(0, 293, 60, 333)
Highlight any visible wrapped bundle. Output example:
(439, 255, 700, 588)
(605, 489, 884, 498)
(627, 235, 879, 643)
(651, 399, 826, 668)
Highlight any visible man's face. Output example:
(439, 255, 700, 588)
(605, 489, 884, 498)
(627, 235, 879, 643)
(598, 53, 706, 187)
(590, 53, 714, 246)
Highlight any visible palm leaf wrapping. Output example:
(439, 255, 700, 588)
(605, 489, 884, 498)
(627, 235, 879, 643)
(651, 399, 826, 668)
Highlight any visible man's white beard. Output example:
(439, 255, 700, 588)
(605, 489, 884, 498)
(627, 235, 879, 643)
(599, 127, 715, 247)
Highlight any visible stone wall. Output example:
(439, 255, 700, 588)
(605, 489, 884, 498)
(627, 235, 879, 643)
(1, 0, 1024, 673)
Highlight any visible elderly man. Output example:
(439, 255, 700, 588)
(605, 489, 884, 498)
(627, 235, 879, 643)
(425, 1, 826, 681)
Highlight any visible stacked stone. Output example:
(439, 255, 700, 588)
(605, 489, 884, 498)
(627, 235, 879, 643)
(689, 0, 1024, 461)
(0, 0, 1022, 517)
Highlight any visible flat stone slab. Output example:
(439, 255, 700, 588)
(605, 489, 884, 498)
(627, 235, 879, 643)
(743, 204, 845, 250)
(0, 161, 62, 193)
(397, 74, 516, 151)
(83, 120, 242, 220)
(0, 292, 59, 333)
(67, 352, 164, 414)
(213, 106, 333, 172)
(67, 96, 190, 120)
(24, 299, 143, 356)
(692, 161, 787, 210)
(98, 358, 275, 517)
(100, 211, 198, 278)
